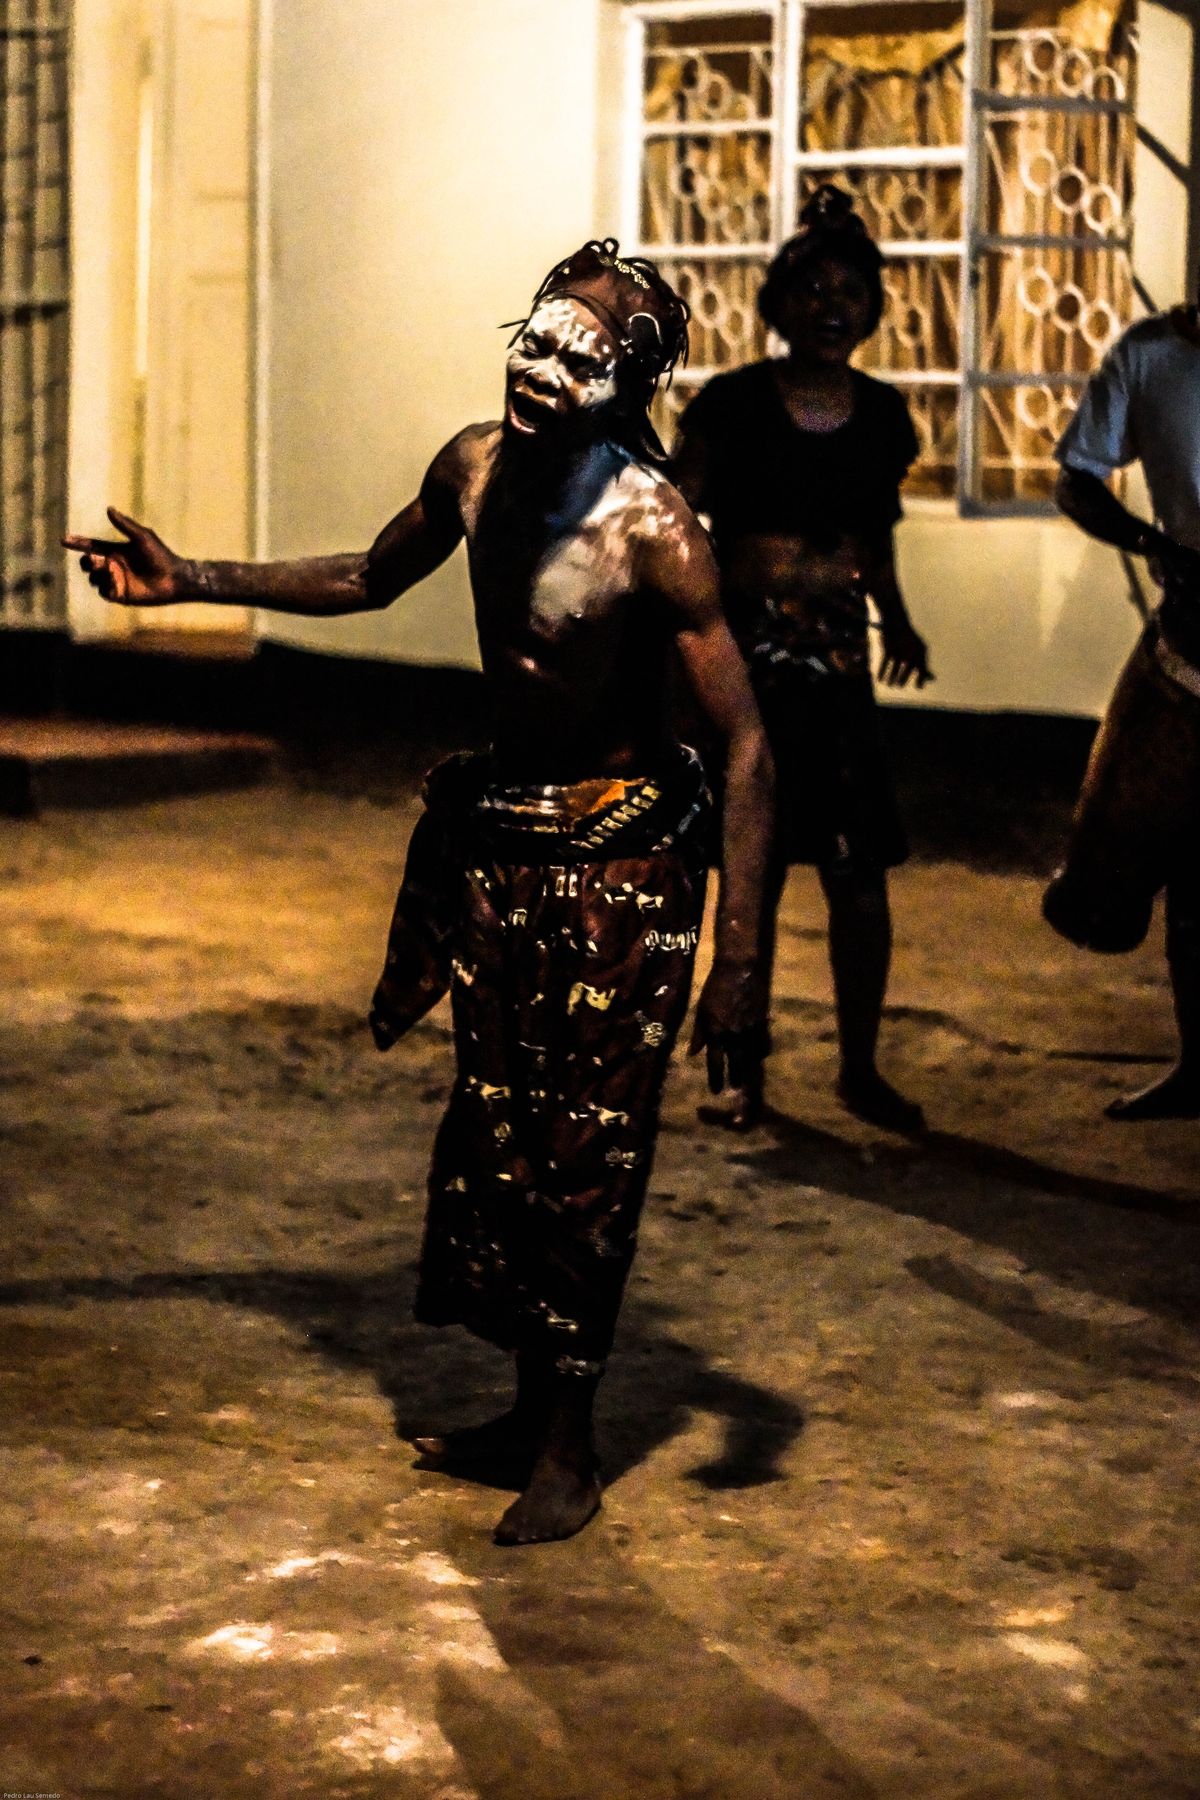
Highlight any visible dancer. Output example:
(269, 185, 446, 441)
(64, 239, 773, 1541)
(1047, 300, 1200, 1119)
(674, 186, 930, 1133)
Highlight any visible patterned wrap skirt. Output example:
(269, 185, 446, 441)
(370, 748, 711, 1374)
(728, 599, 907, 872)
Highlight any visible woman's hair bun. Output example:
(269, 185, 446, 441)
(757, 183, 884, 336)
(798, 183, 862, 234)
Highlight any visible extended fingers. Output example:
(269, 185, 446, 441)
(107, 504, 152, 542)
(82, 555, 127, 600)
(62, 534, 126, 558)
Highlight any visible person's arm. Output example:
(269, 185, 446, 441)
(1053, 464, 1196, 578)
(63, 437, 469, 615)
(861, 528, 932, 688)
(1050, 329, 1200, 579)
(639, 486, 774, 1090)
(853, 391, 931, 688)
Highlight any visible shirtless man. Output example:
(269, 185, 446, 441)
(65, 239, 773, 1544)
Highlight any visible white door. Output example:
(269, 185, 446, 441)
(1133, 0, 1195, 317)
(135, 0, 253, 638)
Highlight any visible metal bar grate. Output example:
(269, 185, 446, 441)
(1, 0, 70, 629)
(626, 0, 1139, 513)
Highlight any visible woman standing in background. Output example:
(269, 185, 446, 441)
(674, 186, 932, 1134)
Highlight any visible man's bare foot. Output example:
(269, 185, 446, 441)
(409, 1410, 539, 1468)
(492, 1449, 602, 1546)
(1105, 1065, 1200, 1121)
(837, 1067, 925, 1135)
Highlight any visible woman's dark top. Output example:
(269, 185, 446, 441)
(677, 360, 918, 870)
(677, 360, 919, 552)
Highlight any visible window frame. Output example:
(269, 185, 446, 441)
(619, 0, 1138, 517)
(0, 0, 71, 627)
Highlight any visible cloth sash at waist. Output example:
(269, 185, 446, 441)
(425, 742, 710, 866)
(369, 745, 710, 1048)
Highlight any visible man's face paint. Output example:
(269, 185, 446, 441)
(505, 298, 620, 439)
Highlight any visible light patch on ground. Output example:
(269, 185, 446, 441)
(188, 1622, 342, 1662)
(999, 1606, 1072, 1628)
(424, 1599, 507, 1671)
(411, 1550, 479, 1587)
(250, 1549, 364, 1582)
(848, 1537, 893, 1560)
(324, 1702, 459, 1773)
(994, 1392, 1057, 1410)
(191, 1622, 275, 1661)
(1001, 1632, 1090, 1670)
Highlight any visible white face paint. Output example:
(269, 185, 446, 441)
(505, 297, 619, 436)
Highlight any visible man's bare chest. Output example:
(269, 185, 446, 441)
(525, 529, 636, 646)
(466, 515, 640, 655)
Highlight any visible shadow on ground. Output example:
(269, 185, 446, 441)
(726, 1104, 1200, 1387)
(0, 1266, 804, 1496)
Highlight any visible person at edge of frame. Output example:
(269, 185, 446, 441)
(672, 183, 932, 1135)
(64, 238, 774, 1546)
(1045, 292, 1200, 1120)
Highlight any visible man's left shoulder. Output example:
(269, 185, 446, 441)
(604, 460, 712, 601)
(609, 456, 697, 534)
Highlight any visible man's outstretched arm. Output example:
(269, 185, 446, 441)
(63, 440, 468, 616)
(639, 488, 774, 1090)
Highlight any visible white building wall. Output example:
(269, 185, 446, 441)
(257, 0, 605, 667)
(256, 0, 1158, 714)
(67, 0, 143, 641)
(891, 511, 1141, 718)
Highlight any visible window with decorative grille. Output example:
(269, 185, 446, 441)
(0, 0, 69, 627)
(623, 0, 1137, 513)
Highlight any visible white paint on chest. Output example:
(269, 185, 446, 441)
(529, 461, 684, 635)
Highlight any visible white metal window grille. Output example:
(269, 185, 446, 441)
(623, 0, 1136, 512)
(0, 0, 69, 626)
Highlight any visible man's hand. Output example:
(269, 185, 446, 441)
(62, 507, 183, 605)
(689, 957, 770, 1095)
(878, 614, 932, 688)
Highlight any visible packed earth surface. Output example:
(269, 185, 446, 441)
(0, 778, 1197, 1799)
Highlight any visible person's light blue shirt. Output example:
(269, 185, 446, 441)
(1056, 314, 1200, 552)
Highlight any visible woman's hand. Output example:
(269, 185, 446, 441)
(878, 615, 932, 688)
(62, 508, 185, 606)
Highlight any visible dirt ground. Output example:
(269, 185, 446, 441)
(1, 782, 1198, 1799)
